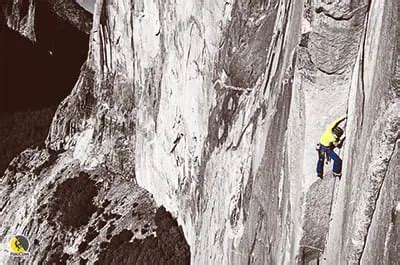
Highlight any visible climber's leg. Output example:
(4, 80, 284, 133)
(327, 150, 342, 177)
(316, 150, 325, 178)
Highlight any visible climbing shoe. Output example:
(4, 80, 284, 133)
(333, 172, 342, 179)
(317, 173, 323, 179)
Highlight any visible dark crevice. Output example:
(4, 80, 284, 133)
(20, 0, 30, 19)
(315, 5, 368, 21)
(359, 1, 372, 129)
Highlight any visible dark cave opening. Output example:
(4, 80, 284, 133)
(0, 3, 90, 173)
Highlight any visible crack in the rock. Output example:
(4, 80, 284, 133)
(315, 4, 369, 21)
(247, 214, 263, 264)
(359, 1, 372, 129)
(314, 64, 346, 76)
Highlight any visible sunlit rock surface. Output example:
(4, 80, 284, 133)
(76, 0, 95, 13)
(1, 0, 399, 264)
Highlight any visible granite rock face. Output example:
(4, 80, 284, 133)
(0, 149, 189, 264)
(321, 0, 400, 263)
(1, 0, 399, 264)
(45, 0, 302, 263)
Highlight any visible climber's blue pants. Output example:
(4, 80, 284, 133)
(316, 145, 342, 176)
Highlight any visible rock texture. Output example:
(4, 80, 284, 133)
(1, 0, 399, 264)
(299, 174, 336, 263)
(0, 149, 189, 264)
(322, 0, 400, 262)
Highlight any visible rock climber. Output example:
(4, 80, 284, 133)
(316, 116, 347, 179)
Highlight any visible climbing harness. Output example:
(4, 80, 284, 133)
(316, 144, 330, 164)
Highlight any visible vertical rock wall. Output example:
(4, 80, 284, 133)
(288, 0, 369, 262)
(323, 0, 400, 263)
(46, 0, 304, 263)
(1, 0, 399, 263)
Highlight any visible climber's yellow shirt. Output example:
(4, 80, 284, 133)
(319, 117, 344, 147)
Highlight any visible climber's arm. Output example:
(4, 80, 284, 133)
(336, 137, 346, 148)
(326, 116, 347, 131)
